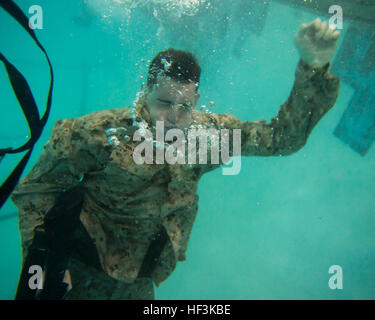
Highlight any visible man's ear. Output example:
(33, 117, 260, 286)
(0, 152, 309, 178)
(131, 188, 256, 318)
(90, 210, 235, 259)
(141, 84, 151, 100)
(141, 83, 147, 92)
(138, 85, 149, 109)
(195, 91, 200, 105)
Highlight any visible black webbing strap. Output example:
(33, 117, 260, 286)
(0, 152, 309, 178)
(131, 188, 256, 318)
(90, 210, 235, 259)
(15, 186, 84, 300)
(138, 226, 170, 278)
(14, 226, 49, 300)
(0, 0, 54, 209)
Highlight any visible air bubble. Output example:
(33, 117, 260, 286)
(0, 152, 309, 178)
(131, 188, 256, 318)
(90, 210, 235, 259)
(108, 136, 120, 147)
(105, 128, 117, 136)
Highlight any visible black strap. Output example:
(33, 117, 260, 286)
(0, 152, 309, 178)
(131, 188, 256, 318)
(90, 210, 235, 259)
(15, 187, 84, 300)
(138, 226, 170, 278)
(0, 0, 54, 209)
(14, 227, 49, 300)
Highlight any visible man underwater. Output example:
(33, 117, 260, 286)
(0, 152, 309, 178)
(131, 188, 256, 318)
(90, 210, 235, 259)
(11, 18, 340, 299)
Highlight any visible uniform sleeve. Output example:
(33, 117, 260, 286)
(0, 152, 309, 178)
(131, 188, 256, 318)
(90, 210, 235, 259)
(10, 118, 95, 259)
(211, 59, 340, 157)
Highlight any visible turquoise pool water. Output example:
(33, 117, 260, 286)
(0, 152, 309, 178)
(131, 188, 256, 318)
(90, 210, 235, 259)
(0, 0, 374, 300)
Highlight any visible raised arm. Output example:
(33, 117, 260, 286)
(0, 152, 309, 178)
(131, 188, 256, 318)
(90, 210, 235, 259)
(211, 18, 341, 157)
(212, 59, 340, 156)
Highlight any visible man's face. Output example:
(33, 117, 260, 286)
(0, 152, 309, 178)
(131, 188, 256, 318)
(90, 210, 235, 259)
(145, 77, 200, 130)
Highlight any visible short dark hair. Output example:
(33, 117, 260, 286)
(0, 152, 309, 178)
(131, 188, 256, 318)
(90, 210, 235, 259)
(147, 48, 201, 90)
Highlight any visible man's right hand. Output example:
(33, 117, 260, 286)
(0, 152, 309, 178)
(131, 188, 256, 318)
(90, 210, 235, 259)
(294, 18, 340, 67)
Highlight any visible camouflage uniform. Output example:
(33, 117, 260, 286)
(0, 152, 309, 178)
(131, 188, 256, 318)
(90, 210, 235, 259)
(11, 60, 340, 299)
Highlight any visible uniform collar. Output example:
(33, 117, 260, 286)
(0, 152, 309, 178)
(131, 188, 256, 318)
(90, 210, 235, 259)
(132, 97, 153, 128)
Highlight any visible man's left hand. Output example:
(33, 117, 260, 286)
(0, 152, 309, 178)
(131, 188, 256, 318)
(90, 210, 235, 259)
(294, 18, 341, 67)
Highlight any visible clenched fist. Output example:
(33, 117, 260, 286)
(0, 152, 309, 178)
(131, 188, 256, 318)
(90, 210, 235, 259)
(294, 18, 341, 67)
